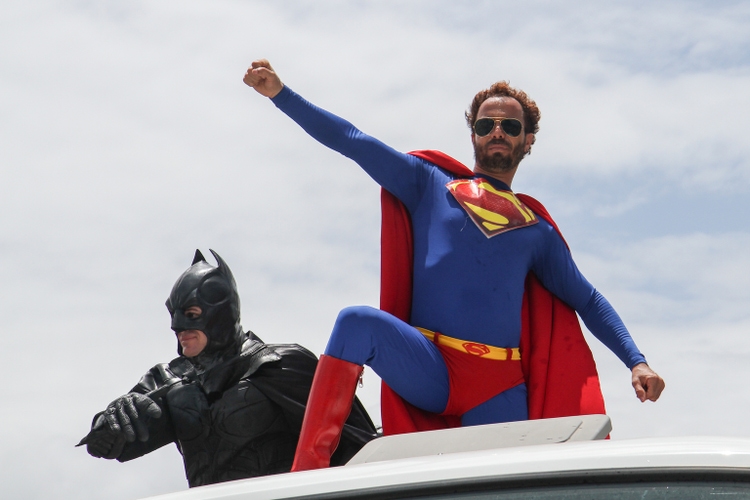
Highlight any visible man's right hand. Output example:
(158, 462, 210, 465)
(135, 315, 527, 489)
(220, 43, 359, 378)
(243, 59, 284, 98)
(102, 393, 162, 443)
(81, 393, 162, 459)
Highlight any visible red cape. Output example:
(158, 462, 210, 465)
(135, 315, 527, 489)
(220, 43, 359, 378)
(379, 150, 606, 435)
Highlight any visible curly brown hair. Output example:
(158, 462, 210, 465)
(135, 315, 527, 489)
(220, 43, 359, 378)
(465, 81, 541, 136)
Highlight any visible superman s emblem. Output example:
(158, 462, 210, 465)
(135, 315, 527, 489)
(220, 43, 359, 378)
(447, 178, 538, 238)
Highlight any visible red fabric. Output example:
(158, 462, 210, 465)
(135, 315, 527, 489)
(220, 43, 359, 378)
(379, 150, 605, 435)
(437, 344, 524, 417)
(292, 354, 363, 470)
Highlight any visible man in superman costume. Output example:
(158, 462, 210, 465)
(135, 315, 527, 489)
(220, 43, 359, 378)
(244, 59, 665, 472)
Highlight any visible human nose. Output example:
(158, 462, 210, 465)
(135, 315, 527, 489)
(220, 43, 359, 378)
(489, 120, 506, 138)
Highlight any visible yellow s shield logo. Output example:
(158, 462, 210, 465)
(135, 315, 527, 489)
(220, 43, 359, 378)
(446, 178, 537, 238)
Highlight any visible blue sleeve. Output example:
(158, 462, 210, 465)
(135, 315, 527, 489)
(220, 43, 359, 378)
(533, 227, 647, 369)
(271, 86, 425, 210)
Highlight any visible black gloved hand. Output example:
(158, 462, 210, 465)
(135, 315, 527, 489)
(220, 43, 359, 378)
(84, 419, 128, 459)
(102, 393, 163, 443)
(80, 393, 163, 459)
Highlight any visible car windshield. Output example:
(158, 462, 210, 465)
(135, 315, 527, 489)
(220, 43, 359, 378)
(403, 482, 750, 499)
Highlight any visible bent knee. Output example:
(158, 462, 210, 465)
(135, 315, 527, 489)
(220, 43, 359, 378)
(334, 305, 383, 331)
(326, 306, 393, 360)
(330, 305, 389, 344)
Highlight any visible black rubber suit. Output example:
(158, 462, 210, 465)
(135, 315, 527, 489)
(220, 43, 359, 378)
(80, 250, 378, 487)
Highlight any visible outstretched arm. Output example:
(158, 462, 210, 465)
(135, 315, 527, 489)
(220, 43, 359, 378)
(242, 59, 426, 210)
(533, 228, 666, 404)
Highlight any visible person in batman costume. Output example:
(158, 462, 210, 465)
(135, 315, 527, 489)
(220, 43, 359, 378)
(79, 249, 377, 487)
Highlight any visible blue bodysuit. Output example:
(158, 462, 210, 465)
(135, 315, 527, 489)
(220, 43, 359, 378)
(272, 86, 646, 426)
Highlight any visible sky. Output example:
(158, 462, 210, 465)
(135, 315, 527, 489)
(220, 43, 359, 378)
(1, 0, 749, 498)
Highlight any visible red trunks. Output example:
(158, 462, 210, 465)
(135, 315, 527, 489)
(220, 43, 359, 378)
(420, 332, 525, 417)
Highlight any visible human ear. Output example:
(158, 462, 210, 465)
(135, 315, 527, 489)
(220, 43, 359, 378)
(524, 133, 535, 154)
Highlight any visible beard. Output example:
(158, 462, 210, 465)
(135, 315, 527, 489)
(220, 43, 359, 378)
(474, 138, 526, 173)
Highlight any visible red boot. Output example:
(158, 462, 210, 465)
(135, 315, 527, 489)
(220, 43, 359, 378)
(292, 354, 363, 471)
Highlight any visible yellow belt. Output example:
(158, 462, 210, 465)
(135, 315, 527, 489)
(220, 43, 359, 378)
(416, 327, 521, 361)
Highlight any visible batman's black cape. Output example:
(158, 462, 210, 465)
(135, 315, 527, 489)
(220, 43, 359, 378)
(116, 334, 378, 466)
(239, 341, 379, 465)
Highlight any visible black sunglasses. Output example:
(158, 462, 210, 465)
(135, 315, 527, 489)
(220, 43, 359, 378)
(473, 117, 523, 138)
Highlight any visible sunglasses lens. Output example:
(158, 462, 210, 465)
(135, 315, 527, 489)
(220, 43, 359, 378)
(474, 118, 495, 137)
(474, 118, 523, 137)
(501, 119, 522, 137)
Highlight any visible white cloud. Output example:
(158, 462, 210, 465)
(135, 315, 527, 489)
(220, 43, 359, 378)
(588, 318, 750, 439)
(574, 232, 750, 325)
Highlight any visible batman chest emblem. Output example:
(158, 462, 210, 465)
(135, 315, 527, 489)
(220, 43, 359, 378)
(446, 178, 538, 238)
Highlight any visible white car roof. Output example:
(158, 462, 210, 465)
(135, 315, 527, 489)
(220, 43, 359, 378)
(139, 416, 750, 500)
